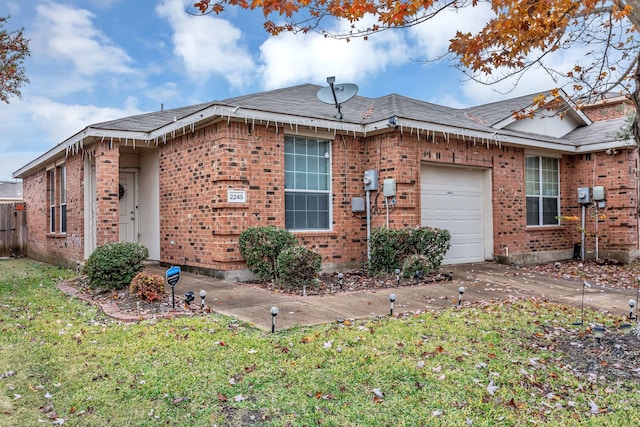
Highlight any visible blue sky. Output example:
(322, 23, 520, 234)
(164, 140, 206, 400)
(0, 0, 579, 181)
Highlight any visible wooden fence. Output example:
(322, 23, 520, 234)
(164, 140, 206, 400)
(0, 202, 26, 257)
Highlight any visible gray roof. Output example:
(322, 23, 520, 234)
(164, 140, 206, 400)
(463, 92, 552, 127)
(91, 102, 213, 132)
(220, 84, 492, 132)
(0, 181, 22, 200)
(78, 84, 622, 151)
(565, 117, 630, 147)
(15, 84, 635, 180)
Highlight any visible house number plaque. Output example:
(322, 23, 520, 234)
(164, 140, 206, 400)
(227, 189, 247, 203)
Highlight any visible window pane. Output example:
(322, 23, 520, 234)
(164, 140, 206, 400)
(308, 156, 318, 173)
(59, 166, 67, 204)
(49, 170, 55, 205)
(50, 206, 55, 233)
(61, 204, 67, 233)
(526, 197, 539, 226)
(525, 157, 539, 195)
(304, 174, 314, 190)
(542, 197, 559, 225)
(295, 172, 306, 189)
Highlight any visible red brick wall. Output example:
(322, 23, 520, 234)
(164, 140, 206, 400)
(157, 122, 371, 270)
(19, 115, 640, 272)
(95, 141, 120, 245)
(561, 149, 639, 256)
(22, 154, 85, 268)
(583, 100, 634, 122)
(153, 121, 639, 271)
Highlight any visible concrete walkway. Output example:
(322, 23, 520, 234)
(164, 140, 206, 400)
(145, 263, 640, 331)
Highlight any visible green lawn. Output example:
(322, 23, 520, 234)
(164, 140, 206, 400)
(1, 259, 639, 426)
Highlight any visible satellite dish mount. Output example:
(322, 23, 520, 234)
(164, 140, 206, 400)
(316, 77, 358, 120)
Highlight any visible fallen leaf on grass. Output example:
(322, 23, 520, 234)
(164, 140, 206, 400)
(233, 394, 246, 402)
(486, 380, 499, 396)
(217, 393, 228, 402)
(588, 400, 607, 415)
(171, 397, 188, 405)
(372, 388, 385, 402)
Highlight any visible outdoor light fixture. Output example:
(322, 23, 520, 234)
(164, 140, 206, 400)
(270, 306, 279, 333)
(184, 291, 195, 306)
(414, 270, 423, 281)
(458, 286, 466, 308)
(629, 299, 637, 321)
(593, 326, 605, 344)
(199, 290, 206, 308)
(338, 273, 344, 290)
(395, 269, 401, 286)
(389, 294, 396, 316)
(620, 323, 632, 335)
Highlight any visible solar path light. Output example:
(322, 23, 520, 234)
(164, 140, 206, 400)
(184, 291, 195, 306)
(199, 290, 206, 308)
(338, 273, 344, 290)
(593, 326, 605, 344)
(389, 294, 396, 316)
(395, 269, 401, 286)
(629, 299, 637, 321)
(270, 306, 279, 333)
(457, 286, 466, 308)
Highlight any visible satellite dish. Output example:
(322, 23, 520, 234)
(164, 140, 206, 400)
(316, 77, 359, 120)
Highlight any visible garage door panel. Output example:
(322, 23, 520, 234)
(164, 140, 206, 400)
(421, 165, 486, 264)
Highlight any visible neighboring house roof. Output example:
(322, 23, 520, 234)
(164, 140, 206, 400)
(13, 84, 634, 179)
(0, 181, 22, 201)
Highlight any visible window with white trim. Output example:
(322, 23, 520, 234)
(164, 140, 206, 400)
(47, 164, 67, 234)
(284, 136, 331, 230)
(526, 156, 559, 226)
(48, 169, 55, 233)
(59, 165, 67, 233)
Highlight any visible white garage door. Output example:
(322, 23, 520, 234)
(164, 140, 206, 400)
(421, 164, 487, 264)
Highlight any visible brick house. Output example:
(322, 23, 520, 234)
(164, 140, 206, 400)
(13, 85, 637, 279)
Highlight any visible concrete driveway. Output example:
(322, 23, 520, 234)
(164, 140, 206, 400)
(146, 262, 640, 331)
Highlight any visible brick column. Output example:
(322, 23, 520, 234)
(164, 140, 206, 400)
(94, 141, 120, 246)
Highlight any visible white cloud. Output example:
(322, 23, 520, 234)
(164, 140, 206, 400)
(408, 3, 495, 60)
(31, 3, 133, 75)
(27, 96, 143, 144)
(258, 17, 411, 89)
(156, 0, 255, 88)
(2, 152, 42, 181)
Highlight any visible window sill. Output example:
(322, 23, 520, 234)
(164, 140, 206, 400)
(291, 230, 335, 236)
(46, 233, 67, 238)
(526, 225, 563, 231)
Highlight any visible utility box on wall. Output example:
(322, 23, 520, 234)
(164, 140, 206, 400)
(593, 186, 605, 201)
(351, 197, 365, 212)
(363, 170, 378, 191)
(383, 179, 396, 197)
(577, 187, 590, 204)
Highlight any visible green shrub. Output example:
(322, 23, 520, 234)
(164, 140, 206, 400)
(401, 254, 432, 278)
(404, 227, 451, 273)
(368, 227, 451, 276)
(130, 271, 165, 302)
(83, 242, 149, 291)
(368, 228, 408, 273)
(238, 226, 298, 282)
(276, 245, 322, 289)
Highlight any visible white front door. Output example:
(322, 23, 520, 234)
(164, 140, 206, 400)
(119, 172, 137, 242)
